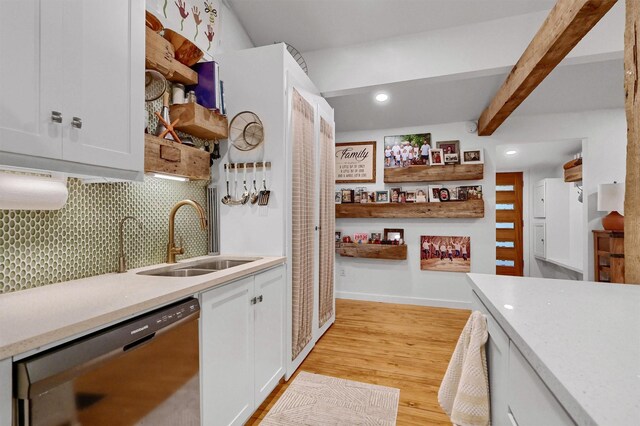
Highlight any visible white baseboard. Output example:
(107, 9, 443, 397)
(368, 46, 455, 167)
(336, 291, 472, 310)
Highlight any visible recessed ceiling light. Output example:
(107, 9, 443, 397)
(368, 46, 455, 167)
(375, 93, 389, 103)
(504, 304, 514, 310)
(505, 150, 518, 156)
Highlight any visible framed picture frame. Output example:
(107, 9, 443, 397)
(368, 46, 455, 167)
(406, 191, 416, 203)
(436, 140, 460, 155)
(390, 187, 402, 203)
(375, 190, 389, 203)
(428, 185, 441, 202)
(429, 149, 444, 166)
(384, 133, 432, 168)
(384, 228, 404, 242)
(341, 189, 354, 203)
(415, 189, 428, 203)
(335, 141, 377, 183)
(371, 232, 382, 242)
(335, 191, 342, 204)
(458, 185, 483, 200)
(444, 153, 459, 165)
(360, 191, 369, 203)
(438, 187, 451, 202)
(461, 149, 484, 164)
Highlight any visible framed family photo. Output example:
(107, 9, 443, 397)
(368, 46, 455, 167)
(461, 149, 484, 164)
(436, 140, 460, 155)
(429, 149, 444, 165)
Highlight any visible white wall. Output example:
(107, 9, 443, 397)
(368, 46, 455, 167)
(336, 122, 496, 310)
(336, 109, 626, 308)
(218, 0, 254, 53)
(146, 0, 253, 58)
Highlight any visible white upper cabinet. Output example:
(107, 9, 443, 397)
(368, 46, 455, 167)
(0, 0, 63, 159)
(0, 0, 144, 179)
(533, 181, 546, 218)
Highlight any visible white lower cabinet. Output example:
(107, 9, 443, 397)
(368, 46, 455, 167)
(508, 342, 574, 425)
(200, 265, 285, 426)
(533, 223, 546, 259)
(473, 292, 510, 426)
(0, 358, 11, 426)
(473, 291, 575, 426)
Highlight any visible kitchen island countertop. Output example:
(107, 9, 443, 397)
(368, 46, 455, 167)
(467, 273, 640, 426)
(0, 255, 285, 360)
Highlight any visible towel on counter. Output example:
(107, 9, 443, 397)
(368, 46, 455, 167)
(438, 310, 490, 426)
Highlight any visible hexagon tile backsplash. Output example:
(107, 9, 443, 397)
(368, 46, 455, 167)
(1, 177, 209, 294)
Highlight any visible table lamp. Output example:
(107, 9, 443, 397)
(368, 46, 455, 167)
(597, 182, 625, 231)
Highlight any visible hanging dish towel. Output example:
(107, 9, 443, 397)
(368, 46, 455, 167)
(438, 310, 490, 426)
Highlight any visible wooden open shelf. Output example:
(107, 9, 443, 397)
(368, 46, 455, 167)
(145, 27, 198, 85)
(564, 164, 582, 182)
(170, 103, 228, 140)
(335, 199, 484, 219)
(384, 164, 483, 183)
(336, 243, 407, 260)
(144, 134, 210, 180)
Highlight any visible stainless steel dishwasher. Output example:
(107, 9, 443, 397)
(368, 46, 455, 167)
(14, 298, 200, 426)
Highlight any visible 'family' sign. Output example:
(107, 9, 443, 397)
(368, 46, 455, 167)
(335, 141, 377, 183)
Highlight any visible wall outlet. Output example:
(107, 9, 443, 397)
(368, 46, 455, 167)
(338, 268, 346, 277)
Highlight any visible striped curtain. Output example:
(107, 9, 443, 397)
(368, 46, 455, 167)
(291, 89, 315, 360)
(318, 118, 335, 328)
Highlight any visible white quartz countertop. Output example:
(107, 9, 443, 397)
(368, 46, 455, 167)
(467, 273, 640, 426)
(0, 255, 285, 360)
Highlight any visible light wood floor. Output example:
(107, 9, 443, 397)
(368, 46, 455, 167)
(247, 299, 470, 425)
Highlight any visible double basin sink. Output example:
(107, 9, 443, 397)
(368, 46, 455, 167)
(138, 257, 260, 277)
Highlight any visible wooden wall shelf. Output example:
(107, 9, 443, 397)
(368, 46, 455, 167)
(144, 134, 210, 180)
(336, 243, 407, 260)
(335, 199, 484, 219)
(170, 103, 228, 140)
(145, 27, 198, 85)
(384, 164, 484, 183)
(564, 164, 582, 182)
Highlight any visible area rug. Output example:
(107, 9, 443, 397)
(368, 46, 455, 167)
(261, 371, 400, 425)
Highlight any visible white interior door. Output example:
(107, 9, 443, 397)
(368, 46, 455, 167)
(60, 0, 144, 172)
(316, 99, 336, 339)
(285, 81, 318, 377)
(0, 0, 63, 159)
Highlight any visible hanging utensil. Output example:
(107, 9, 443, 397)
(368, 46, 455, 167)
(221, 163, 233, 205)
(239, 164, 250, 205)
(258, 162, 271, 206)
(250, 162, 260, 204)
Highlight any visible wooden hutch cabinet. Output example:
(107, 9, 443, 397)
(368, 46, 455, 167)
(593, 231, 625, 283)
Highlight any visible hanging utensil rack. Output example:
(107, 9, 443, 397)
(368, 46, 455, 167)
(221, 162, 271, 206)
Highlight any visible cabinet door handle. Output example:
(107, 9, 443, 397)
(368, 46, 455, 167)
(51, 111, 62, 123)
(71, 117, 83, 129)
(250, 297, 257, 305)
(257, 295, 263, 303)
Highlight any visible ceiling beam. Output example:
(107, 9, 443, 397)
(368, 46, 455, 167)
(624, 0, 639, 284)
(477, 0, 618, 136)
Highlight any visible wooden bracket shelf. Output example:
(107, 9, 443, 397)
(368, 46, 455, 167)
(336, 243, 407, 260)
(144, 134, 210, 180)
(384, 164, 483, 183)
(564, 164, 582, 182)
(336, 199, 484, 219)
(145, 27, 198, 85)
(170, 103, 228, 140)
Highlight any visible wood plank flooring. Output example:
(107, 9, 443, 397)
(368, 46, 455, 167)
(247, 299, 470, 425)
